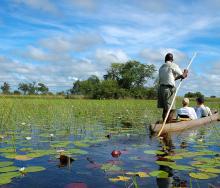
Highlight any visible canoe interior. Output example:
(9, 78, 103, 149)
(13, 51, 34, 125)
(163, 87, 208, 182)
(150, 112, 219, 133)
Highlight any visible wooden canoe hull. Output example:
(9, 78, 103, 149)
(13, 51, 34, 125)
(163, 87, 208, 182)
(150, 112, 219, 133)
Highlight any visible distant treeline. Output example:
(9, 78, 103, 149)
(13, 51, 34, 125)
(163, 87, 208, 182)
(0, 60, 215, 99)
(69, 61, 158, 99)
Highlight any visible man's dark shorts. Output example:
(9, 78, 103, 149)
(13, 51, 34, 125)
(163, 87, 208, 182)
(157, 85, 176, 110)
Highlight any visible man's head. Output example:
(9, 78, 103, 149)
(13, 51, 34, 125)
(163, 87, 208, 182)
(182, 98, 189, 107)
(196, 97, 205, 105)
(165, 53, 173, 62)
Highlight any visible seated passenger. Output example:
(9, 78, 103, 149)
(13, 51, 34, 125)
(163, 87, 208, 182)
(195, 97, 212, 118)
(177, 98, 197, 120)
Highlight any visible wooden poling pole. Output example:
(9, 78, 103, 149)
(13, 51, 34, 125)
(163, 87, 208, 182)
(157, 52, 197, 137)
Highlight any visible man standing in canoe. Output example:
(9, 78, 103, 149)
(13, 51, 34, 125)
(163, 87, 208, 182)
(158, 53, 188, 122)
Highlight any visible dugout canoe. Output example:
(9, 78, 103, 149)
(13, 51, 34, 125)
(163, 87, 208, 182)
(150, 111, 220, 134)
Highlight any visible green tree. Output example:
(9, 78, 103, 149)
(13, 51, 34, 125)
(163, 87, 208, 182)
(37, 83, 49, 94)
(184, 92, 204, 98)
(0, 82, 10, 94)
(13, 90, 21, 95)
(93, 80, 119, 99)
(28, 82, 37, 95)
(71, 75, 100, 96)
(18, 83, 29, 95)
(105, 61, 156, 89)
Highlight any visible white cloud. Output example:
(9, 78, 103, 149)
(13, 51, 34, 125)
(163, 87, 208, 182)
(95, 49, 129, 65)
(39, 33, 104, 52)
(140, 48, 188, 67)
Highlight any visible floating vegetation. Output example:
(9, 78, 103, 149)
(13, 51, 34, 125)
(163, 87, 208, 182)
(189, 172, 218, 180)
(109, 176, 130, 182)
(126, 171, 149, 178)
(0, 161, 14, 167)
(144, 150, 165, 155)
(0, 98, 219, 187)
(101, 163, 122, 172)
(149, 170, 169, 178)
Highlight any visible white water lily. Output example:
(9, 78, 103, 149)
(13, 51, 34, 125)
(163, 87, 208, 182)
(50, 134, 54, 137)
(197, 138, 203, 142)
(21, 122, 26, 125)
(19, 167, 26, 172)
(25, 137, 32, 140)
(57, 149, 65, 153)
(0, 135, 4, 139)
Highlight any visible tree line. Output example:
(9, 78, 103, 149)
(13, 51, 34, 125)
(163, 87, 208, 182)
(1, 60, 208, 99)
(69, 61, 157, 99)
(0, 82, 50, 95)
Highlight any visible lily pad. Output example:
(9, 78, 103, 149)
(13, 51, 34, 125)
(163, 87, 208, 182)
(144, 150, 165, 155)
(189, 172, 218, 179)
(66, 149, 88, 155)
(156, 161, 175, 167)
(15, 155, 33, 161)
(199, 168, 220, 173)
(0, 166, 18, 173)
(126, 171, 149, 178)
(51, 141, 71, 148)
(101, 163, 121, 172)
(25, 166, 46, 173)
(0, 171, 21, 179)
(73, 141, 90, 148)
(109, 176, 130, 182)
(0, 161, 14, 167)
(149, 170, 169, 178)
(164, 155, 183, 160)
(0, 177, 11, 186)
(170, 164, 194, 171)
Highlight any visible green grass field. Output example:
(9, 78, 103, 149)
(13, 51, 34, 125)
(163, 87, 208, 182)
(0, 96, 219, 131)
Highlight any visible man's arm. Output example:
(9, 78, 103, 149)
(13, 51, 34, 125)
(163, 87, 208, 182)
(175, 69, 188, 80)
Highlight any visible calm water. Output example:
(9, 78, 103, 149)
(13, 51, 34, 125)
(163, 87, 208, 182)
(0, 119, 220, 188)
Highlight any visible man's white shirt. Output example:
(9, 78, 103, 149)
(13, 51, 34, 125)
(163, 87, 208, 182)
(177, 106, 198, 120)
(159, 61, 182, 87)
(195, 104, 212, 118)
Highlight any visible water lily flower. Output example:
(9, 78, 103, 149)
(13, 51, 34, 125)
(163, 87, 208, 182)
(25, 137, 32, 140)
(57, 149, 65, 153)
(50, 134, 54, 137)
(21, 122, 26, 125)
(19, 167, 26, 172)
(0, 135, 4, 139)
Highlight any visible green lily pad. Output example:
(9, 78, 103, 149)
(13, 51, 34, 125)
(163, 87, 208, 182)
(65, 148, 88, 155)
(26, 149, 55, 158)
(19, 148, 33, 152)
(73, 141, 90, 147)
(0, 148, 16, 153)
(149, 170, 169, 178)
(189, 172, 218, 179)
(25, 166, 46, 173)
(0, 166, 18, 173)
(0, 161, 14, 168)
(0, 171, 21, 179)
(101, 163, 122, 172)
(199, 168, 220, 173)
(156, 161, 176, 166)
(0, 177, 11, 186)
(164, 155, 183, 160)
(170, 164, 194, 171)
(144, 150, 165, 155)
(51, 141, 71, 148)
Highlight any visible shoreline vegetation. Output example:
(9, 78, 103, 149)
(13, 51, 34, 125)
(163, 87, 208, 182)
(1, 61, 218, 100)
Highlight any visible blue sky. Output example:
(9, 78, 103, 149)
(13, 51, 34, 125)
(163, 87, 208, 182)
(0, 0, 220, 96)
